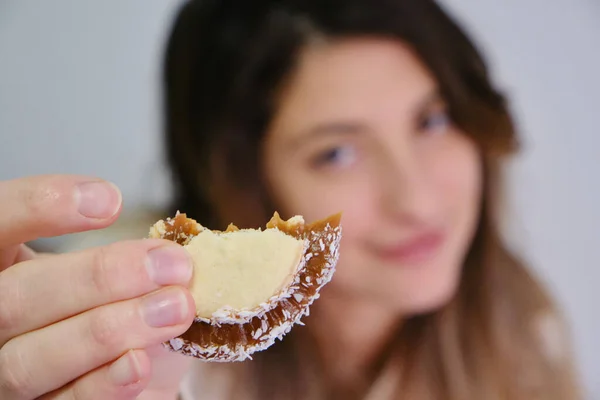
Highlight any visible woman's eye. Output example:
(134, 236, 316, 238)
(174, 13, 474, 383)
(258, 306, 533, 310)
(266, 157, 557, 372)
(312, 145, 357, 169)
(419, 109, 451, 135)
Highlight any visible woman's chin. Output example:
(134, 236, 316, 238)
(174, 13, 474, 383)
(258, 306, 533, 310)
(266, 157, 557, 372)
(386, 276, 461, 316)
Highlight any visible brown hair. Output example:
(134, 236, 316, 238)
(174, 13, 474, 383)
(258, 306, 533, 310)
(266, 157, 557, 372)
(162, 0, 581, 398)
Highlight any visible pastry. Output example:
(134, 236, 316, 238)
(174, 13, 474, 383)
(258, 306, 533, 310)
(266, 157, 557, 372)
(148, 211, 342, 362)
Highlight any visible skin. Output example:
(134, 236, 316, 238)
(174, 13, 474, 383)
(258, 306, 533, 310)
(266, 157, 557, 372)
(0, 37, 482, 399)
(0, 175, 195, 400)
(263, 38, 482, 388)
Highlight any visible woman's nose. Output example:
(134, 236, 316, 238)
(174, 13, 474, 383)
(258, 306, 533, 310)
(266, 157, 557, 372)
(378, 153, 438, 226)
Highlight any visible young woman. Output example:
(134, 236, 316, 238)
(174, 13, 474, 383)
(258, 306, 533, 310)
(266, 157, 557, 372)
(164, 0, 582, 399)
(0, 0, 581, 399)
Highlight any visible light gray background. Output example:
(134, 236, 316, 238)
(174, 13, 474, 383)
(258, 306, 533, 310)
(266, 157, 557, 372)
(0, 1, 598, 397)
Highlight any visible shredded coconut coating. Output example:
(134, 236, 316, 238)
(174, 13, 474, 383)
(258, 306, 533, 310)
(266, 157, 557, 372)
(148, 211, 342, 362)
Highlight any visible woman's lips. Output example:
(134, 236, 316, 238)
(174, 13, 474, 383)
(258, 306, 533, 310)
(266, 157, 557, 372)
(371, 230, 445, 265)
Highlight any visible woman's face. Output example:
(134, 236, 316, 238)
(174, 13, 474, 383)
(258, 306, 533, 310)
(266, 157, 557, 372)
(263, 38, 482, 315)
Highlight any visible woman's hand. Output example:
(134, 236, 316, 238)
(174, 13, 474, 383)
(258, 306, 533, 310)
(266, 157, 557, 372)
(0, 175, 195, 400)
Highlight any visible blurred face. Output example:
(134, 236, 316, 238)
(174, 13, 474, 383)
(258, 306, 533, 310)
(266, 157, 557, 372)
(262, 38, 482, 315)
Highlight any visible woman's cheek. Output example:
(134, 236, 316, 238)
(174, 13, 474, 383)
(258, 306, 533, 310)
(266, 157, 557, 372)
(284, 182, 353, 221)
(428, 136, 482, 256)
(266, 153, 376, 228)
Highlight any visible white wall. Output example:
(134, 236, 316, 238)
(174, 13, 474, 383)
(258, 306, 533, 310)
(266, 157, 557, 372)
(0, 1, 178, 210)
(1, 1, 598, 397)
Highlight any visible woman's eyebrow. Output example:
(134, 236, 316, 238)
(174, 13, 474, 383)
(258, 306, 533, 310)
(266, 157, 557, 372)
(282, 89, 443, 149)
(286, 120, 367, 149)
(413, 89, 445, 114)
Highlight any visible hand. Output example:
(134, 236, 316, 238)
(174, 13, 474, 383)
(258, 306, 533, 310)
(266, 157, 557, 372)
(0, 175, 196, 400)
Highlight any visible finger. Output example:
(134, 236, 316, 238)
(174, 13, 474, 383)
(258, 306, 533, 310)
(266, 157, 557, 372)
(0, 286, 194, 400)
(0, 174, 122, 248)
(41, 349, 152, 400)
(144, 344, 193, 394)
(13, 245, 36, 264)
(0, 245, 36, 270)
(0, 239, 192, 346)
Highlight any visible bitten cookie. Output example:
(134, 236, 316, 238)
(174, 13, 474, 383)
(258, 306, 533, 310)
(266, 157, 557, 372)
(148, 211, 342, 362)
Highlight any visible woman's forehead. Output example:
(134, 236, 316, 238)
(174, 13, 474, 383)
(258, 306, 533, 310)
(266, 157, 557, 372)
(268, 38, 439, 138)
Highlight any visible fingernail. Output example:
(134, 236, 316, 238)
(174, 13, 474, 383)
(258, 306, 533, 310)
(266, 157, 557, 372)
(142, 288, 189, 328)
(76, 181, 122, 219)
(108, 350, 142, 386)
(146, 246, 193, 285)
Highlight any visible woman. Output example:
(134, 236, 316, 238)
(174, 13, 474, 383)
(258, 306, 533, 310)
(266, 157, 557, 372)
(0, 0, 581, 399)
(164, 0, 581, 398)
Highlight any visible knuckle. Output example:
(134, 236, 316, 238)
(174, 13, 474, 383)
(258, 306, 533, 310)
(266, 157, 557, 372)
(88, 242, 150, 300)
(0, 299, 16, 336)
(89, 247, 114, 298)
(88, 308, 126, 351)
(0, 274, 21, 333)
(0, 342, 35, 399)
(19, 181, 62, 221)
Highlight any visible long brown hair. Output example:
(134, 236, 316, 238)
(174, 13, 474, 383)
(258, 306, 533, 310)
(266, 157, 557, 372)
(162, 0, 581, 398)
